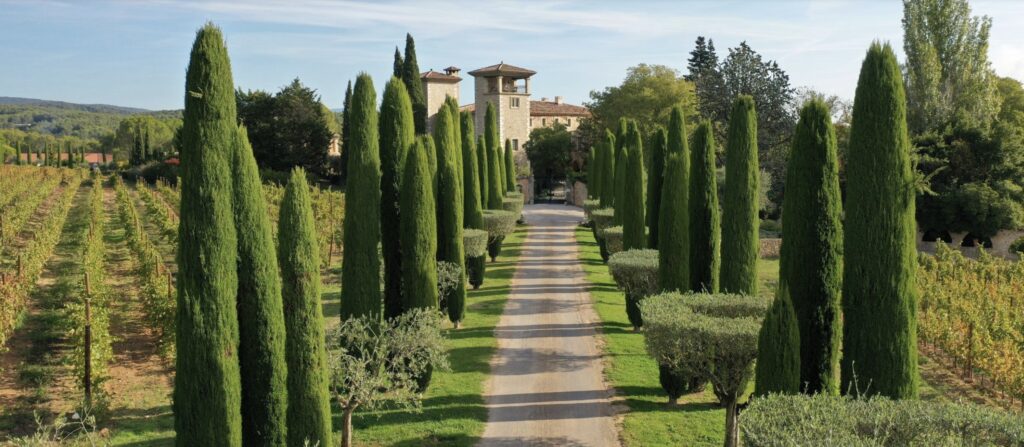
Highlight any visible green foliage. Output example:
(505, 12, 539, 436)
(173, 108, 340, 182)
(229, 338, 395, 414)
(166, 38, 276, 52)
(600, 130, 617, 208)
(589, 144, 601, 199)
(477, 134, 488, 211)
(393, 47, 403, 78)
(689, 121, 720, 293)
(523, 123, 572, 190)
(608, 249, 659, 328)
(236, 79, 335, 176)
(379, 76, 415, 320)
(601, 225, 624, 255)
(433, 106, 466, 325)
(341, 74, 382, 321)
(328, 309, 449, 447)
(174, 24, 242, 445)
(720, 95, 760, 295)
(754, 294, 801, 396)
(902, 0, 999, 133)
(1010, 236, 1024, 254)
(401, 137, 439, 311)
(612, 127, 629, 226)
(278, 168, 332, 447)
(340, 80, 353, 182)
(485, 104, 504, 209)
(504, 139, 516, 191)
(659, 107, 691, 292)
(622, 123, 647, 250)
(461, 112, 483, 230)
(646, 128, 666, 248)
(401, 34, 427, 134)
(586, 64, 699, 139)
(783, 99, 844, 395)
(742, 394, 1024, 446)
(842, 42, 919, 399)
(462, 229, 489, 258)
(232, 126, 288, 445)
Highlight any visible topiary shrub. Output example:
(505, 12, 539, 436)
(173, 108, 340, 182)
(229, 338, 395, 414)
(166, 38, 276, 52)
(608, 249, 658, 329)
(583, 199, 601, 220)
(436, 260, 462, 314)
(601, 226, 624, 255)
(482, 209, 517, 261)
(591, 208, 616, 261)
(502, 196, 523, 217)
(641, 292, 767, 447)
(463, 228, 489, 290)
(741, 393, 1024, 446)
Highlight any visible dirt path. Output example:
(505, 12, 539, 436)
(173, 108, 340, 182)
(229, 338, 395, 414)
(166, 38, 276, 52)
(479, 204, 619, 447)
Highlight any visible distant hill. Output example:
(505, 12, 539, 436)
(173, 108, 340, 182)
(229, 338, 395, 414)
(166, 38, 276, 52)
(0, 97, 181, 140)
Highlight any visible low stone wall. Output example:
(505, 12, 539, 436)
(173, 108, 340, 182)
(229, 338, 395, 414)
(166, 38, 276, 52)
(917, 229, 1024, 259)
(759, 238, 782, 259)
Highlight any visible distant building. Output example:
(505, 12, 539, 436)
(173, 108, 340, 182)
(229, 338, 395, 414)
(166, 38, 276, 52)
(421, 66, 462, 131)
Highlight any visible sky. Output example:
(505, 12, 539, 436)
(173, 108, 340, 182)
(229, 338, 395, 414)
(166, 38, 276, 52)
(2, 0, 1023, 111)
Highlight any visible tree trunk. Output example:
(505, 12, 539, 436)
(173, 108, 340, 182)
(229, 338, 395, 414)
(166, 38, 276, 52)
(724, 399, 739, 447)
(342, 407, 355, 447)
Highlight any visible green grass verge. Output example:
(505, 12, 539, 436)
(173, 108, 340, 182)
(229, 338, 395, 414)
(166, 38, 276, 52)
(575, 225, 778, 446)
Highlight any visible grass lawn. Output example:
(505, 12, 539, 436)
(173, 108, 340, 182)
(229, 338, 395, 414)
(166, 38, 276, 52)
(574, 225, 778, 447)
(334, 226, 528, 446)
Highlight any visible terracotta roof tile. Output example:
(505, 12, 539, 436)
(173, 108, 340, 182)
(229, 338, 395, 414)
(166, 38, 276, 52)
(529, 100, 590, 117)
(468, 63, 536, 77)
(420, 70, 461, 83)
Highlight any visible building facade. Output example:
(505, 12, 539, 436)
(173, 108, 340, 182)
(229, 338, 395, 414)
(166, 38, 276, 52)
(421, 66, 462, 131)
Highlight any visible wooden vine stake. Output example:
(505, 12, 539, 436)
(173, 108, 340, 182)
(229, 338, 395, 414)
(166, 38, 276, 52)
(84, 272, 93, 407)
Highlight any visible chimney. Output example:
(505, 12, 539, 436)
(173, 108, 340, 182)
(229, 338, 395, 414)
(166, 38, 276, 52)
(541, 97, 548, 102)
(444, 66, 461, 76)
(554, 96, 564, 105)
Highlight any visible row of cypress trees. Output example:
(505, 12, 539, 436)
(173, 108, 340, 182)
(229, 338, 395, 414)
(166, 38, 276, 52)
(175, 24, 332, 446)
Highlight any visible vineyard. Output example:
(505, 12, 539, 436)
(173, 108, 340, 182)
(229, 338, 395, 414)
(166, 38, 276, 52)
(0, 165, 345, 436)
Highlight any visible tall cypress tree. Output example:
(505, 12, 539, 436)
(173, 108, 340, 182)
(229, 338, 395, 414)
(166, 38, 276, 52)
(339, 80, 353, 184)
(600, 130, 616, 208)
(232, 125, 287, 446)
(445, 96, 463, 175)
(477, 134, 489, 208)
(658, 107, 691, 292)
(689, 121, 720, 293)
(434, 107, 466, 326)
(174, 23, 242, 446)
(720, 95, 760, 295)
(622, 123, 646, 250)
(754, 293, 801, 395)
(504, 139, 516, 192)
(279, 169, 333, 447)
(484, 102, 504, 201)
(784, 99, 844, 395)
(341, 74, 382, 320)
(646, 127, 667, 248)
(841, 42, 919, 399)
(393, 47, 403, 78)
(590, 142, 602, 200)
(379, 76, 415, 321)
(401, 137, 439, 310)
(401, 33, 427, 134)
(461, 112, 483, 229)
(612, 123, 630, 225)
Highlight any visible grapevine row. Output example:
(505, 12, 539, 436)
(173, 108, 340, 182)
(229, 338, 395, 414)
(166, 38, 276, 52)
(0, 171, 62, 250)
(136, 182, 178, 243)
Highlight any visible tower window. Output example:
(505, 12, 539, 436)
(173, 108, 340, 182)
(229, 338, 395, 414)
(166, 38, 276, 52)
(566, 118, 572, 126)
(510, 97, 520, 108)
(512, 139, 519, 150)
(542, 118, 546, 126)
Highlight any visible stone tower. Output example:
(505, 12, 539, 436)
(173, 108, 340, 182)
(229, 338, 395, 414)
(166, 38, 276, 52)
(468, 62, 535, 151)
(421, 66, 462, 132)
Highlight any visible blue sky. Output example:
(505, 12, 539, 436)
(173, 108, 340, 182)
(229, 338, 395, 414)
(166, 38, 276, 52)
(2, 0, 1022, 111)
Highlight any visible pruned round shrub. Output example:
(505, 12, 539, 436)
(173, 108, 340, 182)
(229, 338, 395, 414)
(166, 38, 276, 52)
(673, 292, 770, 318)
(482, 210, 517, 238)
(436, 260, 462, 313)
(583, 199, 601, 218)
(501, 197, 523, 216)
(602, 226, 624, 255)
(463, 229, 488, 258)
(505, 191, 524, 201)
(741, 393, 1024, 446)
(591, 208, 616, 232)
(608, 249, 659, 329)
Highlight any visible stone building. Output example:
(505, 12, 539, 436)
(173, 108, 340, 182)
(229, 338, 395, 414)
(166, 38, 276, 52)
(421, 66, 462, 131)
(529, 97, 590, 132)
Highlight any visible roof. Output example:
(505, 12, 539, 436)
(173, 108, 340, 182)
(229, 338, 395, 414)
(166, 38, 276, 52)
(421, 70, 462, 83)
(468, 62, 536, 78)
(529, 100, 590, 117)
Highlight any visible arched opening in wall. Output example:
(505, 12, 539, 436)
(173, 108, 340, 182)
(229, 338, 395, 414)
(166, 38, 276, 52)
(960, 233, 993, 248)
(922, 229, 952, 243)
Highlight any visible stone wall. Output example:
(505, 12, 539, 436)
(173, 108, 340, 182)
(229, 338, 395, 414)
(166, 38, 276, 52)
(424, 80, 460, 133)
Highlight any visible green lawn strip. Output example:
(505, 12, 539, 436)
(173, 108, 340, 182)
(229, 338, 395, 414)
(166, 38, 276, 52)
(325, 225, 527, 446)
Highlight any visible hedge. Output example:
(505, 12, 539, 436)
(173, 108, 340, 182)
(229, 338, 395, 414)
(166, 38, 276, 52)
(463, 228, 488, 258)
(601, 226, 624, 255)
(608, 248, 659, 329)
(741, 394, 1024, 446)
(482, 209, 517, 261)
(583, 199, 602, 219)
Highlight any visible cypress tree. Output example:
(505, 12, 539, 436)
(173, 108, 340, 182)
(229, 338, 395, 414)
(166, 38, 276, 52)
(401, 33, 427, 134)
(784, 99, 844, 395)
(477, 134, 489, 208)
(462, 112, 483, 229)
(590, 142, 602, 200)
(339, 80, 353, 184)
(393, 47, 403, 78)
(424, 136, 437, 190)
(841, 42, 919, 399)
(622, 123, 646, 250)
(754, 293, 801, 395)
(689, 121, 720, 293)
(174, 23, 242, 446)
(504, 139, 516, 192)
(278, 169, 332, 447)
(434, 107, 466, 326)
(720, 95, 760, 295)
(658, 107, 691, 292)
(15, 141, 21, 165)
(600, 130, 616, 208)
(646, 127, 667, 248)
(231, 125, 287, 446)
(484, 102, 503, 201)
(445, 96, 463, 175)
(341, 74, 382, 320)
(401, 137, 439, 310)
(379, 76, 415, 321)
(612, 123, 629, 225)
